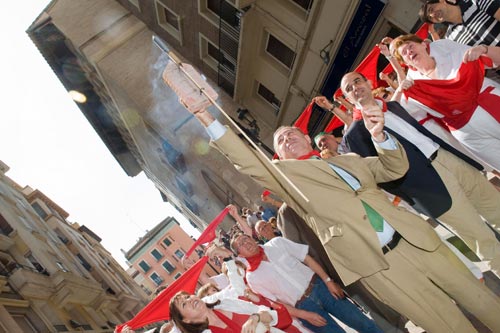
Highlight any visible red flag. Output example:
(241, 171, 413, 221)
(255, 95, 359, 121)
(354, 47, 381, 87)
(185, 207, 230, 258)
(115, 256, 209, 332)
(294, 102, 314, 134)
(333, 89, 344, 99)
(324, 115, 344, 132)
(415, 23, 430, 40)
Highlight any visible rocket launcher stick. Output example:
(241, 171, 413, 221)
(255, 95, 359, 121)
(153, 35, 309, 203)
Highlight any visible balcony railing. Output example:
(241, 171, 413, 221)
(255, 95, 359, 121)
(214, 0, 244, 97)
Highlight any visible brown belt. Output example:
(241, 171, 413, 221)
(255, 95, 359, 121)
(296, 274, 318, 305)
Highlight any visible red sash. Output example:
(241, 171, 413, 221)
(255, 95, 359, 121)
(404, 57, 500, 130)
(212, 311, 249, 333)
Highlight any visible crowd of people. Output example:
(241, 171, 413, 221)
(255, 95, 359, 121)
(121, 1, 500, 332)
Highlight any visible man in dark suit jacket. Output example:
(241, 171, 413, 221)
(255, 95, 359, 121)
(337, 71, 500, 278)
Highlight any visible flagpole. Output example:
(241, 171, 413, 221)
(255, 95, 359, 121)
(153, 35, 310, 203)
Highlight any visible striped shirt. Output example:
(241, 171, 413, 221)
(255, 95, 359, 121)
(446, 0, 500, 46)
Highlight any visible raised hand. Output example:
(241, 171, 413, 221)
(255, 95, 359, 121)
(361, 106, 386, 142)
(312, 96, 333, 110)
(227, 204, 239, 218)
(463, 45, 489, 63)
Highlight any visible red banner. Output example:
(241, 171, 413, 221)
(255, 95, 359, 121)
(115, 256, 209, 332)
(185, 207, 230, 258)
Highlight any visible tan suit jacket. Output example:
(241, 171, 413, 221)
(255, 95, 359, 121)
(212, 128, 441, 286)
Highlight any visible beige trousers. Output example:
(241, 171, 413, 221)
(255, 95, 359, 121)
(432, 148, 500, 275)
(361, 240, 500, 333)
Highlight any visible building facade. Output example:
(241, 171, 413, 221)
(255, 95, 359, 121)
(124, 217, 220, 294)
(26, 0, 422, 231)
(0, 160, 148, 332)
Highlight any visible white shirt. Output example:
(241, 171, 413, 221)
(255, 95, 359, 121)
(379, 99, 440, 159)
(246, 237, 314, 306)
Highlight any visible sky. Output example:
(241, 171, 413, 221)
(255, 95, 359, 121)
(0, 1, 199, 268)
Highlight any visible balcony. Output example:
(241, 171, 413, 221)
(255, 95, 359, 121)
(9, 266, 54, 300)
(50, 270, 102, 306)
(117, 292, 142, 313)
(91, 292, 120, 311)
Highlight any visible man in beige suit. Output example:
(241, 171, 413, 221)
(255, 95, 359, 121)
(181, 100, 500, 333)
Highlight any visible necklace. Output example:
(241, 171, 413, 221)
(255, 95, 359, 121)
(423, 57, 437, 76)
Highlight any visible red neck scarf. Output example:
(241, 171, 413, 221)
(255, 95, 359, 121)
(352, 108, 362, 121)
(246, 246, 266, 272)
(297, 150, 321, 160)
(405, 57, 500, 130)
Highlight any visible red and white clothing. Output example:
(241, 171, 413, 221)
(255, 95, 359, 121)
(245, 237, 314, 306)
(210, 298, 283, 333)
(405, 39, 500, 170)
(202, 260, 311, 333)
(397, 98, 494, 170)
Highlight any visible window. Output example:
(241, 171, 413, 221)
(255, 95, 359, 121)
(257, 83, 282, 112)
(56, 261, 69, 272)
(0, 213, 14, 235)
(161, 140, 187, 173)
(164, 8, 180, 30)
(184, 198, 199, 215)
(199, 34, 236, 73)
(151, 249, 163, 261)
(163, 238, 172, 247)
(174, 249, 184, 259)
(138, 260, 151, 273)
(31, 202, 48, 219)
(206, 0, 240, 29)
(76, 254, 92, 271)
(155, 1, 183, 43)
(266, 34, 295, 69)
(150, 272, 164, 286)
(25, 253, 47, 274)
(174, 272, 182, 280)
(291, 0, 313, 11)
(189, 219, 199, 230)
(54, 228, 69, 244)
(162, 260, 176, 274)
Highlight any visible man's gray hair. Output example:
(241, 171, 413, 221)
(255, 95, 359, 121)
(272, 126, 303, 154)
